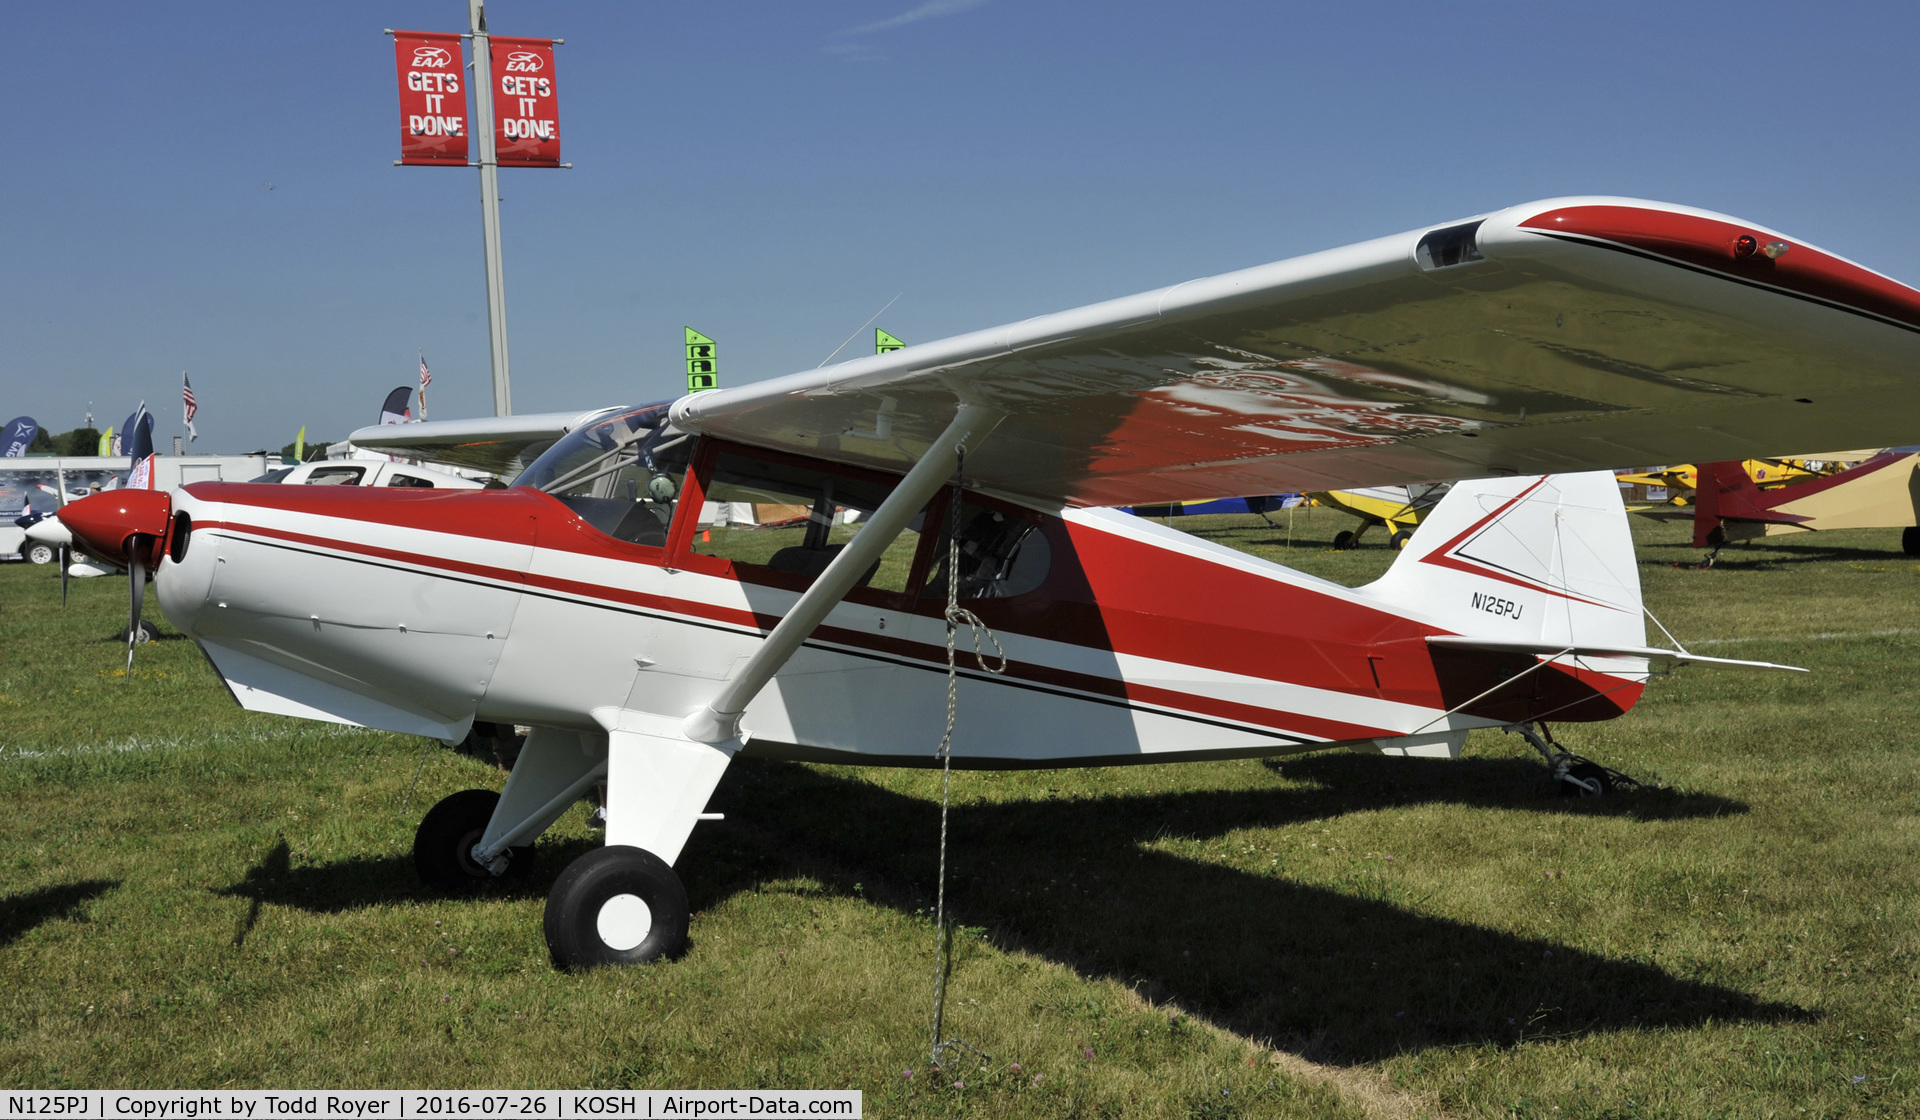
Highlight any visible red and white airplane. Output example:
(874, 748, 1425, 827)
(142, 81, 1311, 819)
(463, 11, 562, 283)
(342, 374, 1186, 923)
(61, 198, 1920, 969)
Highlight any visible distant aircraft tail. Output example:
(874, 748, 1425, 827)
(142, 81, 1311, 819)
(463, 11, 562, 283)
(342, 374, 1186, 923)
(1359, 471, 1646, 653)
(1692, 460, 1759, 547)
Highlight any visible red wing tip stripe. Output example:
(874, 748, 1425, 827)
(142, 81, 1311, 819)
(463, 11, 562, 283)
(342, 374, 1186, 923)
(1518, 205, 1920, 333)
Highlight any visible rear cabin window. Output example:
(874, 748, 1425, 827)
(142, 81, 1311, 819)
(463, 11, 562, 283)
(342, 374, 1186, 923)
(305, 466, 365, 486)
(386, 473, 436, 488)
(692, 451, 923, 594)
(920, 500, 1051, 601)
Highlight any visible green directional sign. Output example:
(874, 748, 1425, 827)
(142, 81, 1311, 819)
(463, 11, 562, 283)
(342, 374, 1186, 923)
(685, 327, 717, 392)
(875, 329, 904, 355)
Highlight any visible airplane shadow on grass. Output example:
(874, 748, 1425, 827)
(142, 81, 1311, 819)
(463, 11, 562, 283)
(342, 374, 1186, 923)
(1, 879, 118, 948)
(217, 752, 1808, 1063)
(214, 836, 603, 936)
(687, 754, 1807, 1065)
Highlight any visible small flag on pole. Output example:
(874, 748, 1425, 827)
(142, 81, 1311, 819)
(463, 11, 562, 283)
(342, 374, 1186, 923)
(876, 329, 904, 355)
(295, 426, 306, 463)
(686, 328, 717, 392)
(182, 372, 199, 443)
(418, 351, 432, 421)
(379, 387, 412, 425)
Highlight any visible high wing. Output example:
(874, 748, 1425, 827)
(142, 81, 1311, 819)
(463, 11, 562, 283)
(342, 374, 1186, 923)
(347, 408, 614, 476)
(670, 196, 1920, 509)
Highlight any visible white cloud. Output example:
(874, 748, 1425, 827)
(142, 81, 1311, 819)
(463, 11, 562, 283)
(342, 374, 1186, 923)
(839, 0, 990, 39)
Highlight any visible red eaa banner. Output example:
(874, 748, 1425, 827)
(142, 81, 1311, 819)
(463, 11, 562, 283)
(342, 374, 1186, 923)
(394, 31, 468, 166)
(490, 37, 561, 167)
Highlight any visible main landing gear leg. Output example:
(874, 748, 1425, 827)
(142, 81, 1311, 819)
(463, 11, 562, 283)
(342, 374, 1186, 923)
(541, 714, 738, 970)
(1508, 721, 1640, 797)
(415, 727, 609, 892)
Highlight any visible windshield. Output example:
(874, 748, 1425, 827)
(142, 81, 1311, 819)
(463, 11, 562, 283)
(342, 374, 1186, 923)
(513, 402, 694, 547)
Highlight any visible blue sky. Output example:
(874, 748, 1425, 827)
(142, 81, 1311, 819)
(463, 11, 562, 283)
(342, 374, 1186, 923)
(3, 1, 1915, 449)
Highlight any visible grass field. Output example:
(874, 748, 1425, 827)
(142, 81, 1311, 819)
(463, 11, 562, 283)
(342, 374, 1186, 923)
(2, 508, 1916, 1118)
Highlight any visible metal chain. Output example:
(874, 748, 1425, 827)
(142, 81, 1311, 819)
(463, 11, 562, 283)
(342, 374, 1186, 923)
(930, 449, 1005, 1072)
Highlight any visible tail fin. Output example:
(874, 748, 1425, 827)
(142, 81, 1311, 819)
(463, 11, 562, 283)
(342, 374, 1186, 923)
(1360, 472, 1645, 650)
(1693, 460, 1760, 547)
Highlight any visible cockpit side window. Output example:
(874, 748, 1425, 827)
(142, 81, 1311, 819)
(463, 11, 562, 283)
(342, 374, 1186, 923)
(684, 446, 927, 595)
(514, 402, 691, 548)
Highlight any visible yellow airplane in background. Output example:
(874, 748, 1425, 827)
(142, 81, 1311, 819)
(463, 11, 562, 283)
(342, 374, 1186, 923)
(1312, 484, 1449, 550)
(1617, 455, 1871, 505)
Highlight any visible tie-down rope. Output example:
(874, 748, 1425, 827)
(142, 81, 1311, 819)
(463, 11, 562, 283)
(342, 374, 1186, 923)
(929, 448, 1006, 1072)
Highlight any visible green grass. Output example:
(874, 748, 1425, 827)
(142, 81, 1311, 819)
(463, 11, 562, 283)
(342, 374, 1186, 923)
(2, 510, 1917, 1118)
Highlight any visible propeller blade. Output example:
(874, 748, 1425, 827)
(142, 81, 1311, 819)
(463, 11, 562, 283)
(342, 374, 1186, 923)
(60, 545, 69, 606)
(126, 537, 147, 680)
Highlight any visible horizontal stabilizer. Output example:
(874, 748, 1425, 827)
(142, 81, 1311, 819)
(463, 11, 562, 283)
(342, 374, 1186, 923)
(1425, 635, 1806, 673)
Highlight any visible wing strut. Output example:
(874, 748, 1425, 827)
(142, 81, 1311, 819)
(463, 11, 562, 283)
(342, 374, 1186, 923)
(682, 402, 1005, 743)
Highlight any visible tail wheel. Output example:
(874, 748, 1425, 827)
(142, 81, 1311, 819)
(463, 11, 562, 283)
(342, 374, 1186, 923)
(412, 788, 532, 892)
(1332, 529, 1356, 551)
(1558, 761, 1614, 797)
(1390, 529, 1413, 551)
(544, 845, 690, 970)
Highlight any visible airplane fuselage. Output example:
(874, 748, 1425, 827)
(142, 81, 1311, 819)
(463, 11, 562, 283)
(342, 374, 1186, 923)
(154, 437, 1640, 769)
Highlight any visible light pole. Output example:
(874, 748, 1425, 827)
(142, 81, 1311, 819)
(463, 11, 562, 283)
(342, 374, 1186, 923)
(469, 0, 512, 416)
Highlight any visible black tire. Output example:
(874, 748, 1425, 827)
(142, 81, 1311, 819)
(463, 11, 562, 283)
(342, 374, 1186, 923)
(125, 620, 159, 645)
(24, 541, 55, 565)
(1559, 762, 1613, 797)
(544, 845, 690, 970)
(1332, 529, 1356, 551)
(1390, 529, 1413, 551)
(1904, 526, 1920, 557)
(413, 788, 532, 892)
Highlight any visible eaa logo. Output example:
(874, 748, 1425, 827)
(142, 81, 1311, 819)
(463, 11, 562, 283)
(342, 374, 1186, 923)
(412, 45, 452, 68)
(505, 50, 544, 72)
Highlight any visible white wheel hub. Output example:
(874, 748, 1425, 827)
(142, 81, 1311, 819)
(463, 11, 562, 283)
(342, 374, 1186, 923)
(596, 893, 653, 951)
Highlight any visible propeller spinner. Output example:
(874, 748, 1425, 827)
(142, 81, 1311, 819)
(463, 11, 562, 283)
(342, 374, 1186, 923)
(59, 490, 172, 676)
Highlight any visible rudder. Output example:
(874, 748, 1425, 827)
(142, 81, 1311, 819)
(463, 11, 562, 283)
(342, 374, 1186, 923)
(1359, 472, 1645, 651)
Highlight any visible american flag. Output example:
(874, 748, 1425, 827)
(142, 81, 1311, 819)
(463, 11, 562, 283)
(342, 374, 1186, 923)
(182, 372, 199, 443)
(418, 352, 431, 421)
